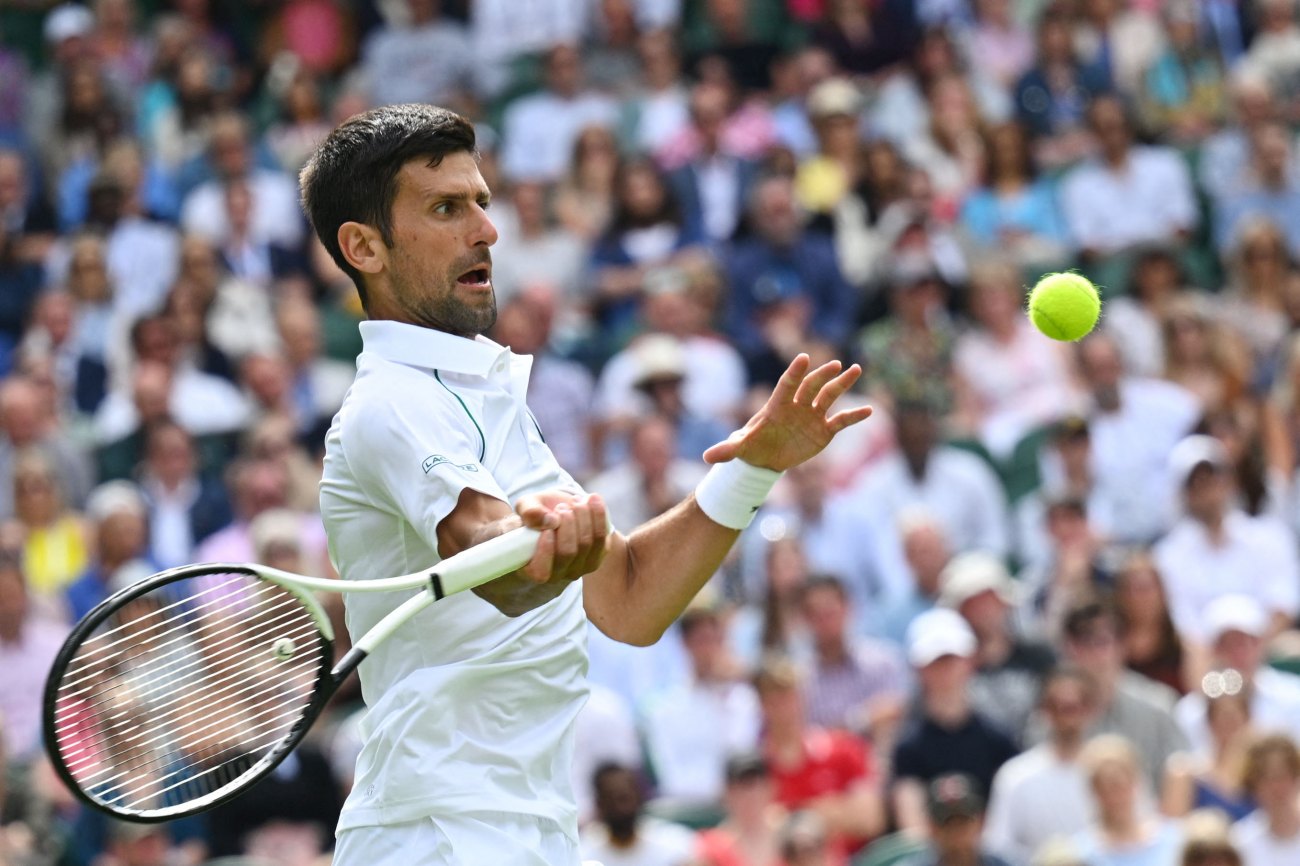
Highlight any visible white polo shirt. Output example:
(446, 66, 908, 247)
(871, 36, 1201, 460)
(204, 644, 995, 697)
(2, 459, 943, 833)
(320, 320, 589, 836)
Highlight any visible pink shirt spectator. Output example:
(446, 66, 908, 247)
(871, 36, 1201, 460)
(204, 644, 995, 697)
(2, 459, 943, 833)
(655, 100, 779, 170)
(0, 616, 68, 761)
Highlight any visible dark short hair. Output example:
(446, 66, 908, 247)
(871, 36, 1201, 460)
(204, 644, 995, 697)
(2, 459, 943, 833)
(1063, 597, 1119, 641)
(299, 104, 477, 311)
(800, 574, 849, 604)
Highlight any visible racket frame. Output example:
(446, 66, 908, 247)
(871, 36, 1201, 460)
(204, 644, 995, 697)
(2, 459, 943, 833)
(43, 526, 541, 822)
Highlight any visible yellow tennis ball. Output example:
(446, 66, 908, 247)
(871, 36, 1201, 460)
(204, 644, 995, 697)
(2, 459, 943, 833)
(1027, 272, 1101, 342)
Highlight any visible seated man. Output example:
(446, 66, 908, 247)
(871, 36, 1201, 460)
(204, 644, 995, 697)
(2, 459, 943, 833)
(900, 774, 1016, 866)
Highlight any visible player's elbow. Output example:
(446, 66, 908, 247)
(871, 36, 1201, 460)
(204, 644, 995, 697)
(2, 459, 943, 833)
(589, 609, 666, 647)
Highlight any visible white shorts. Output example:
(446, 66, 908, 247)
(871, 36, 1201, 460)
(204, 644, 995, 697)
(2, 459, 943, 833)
(333, 811, 584, 866)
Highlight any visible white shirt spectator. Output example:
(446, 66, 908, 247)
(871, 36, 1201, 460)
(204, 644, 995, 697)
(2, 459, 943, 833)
(93, 367, 253, 442)
(854, 447, 1010, 561)
(489, 212, 589, 303)
(526, 354, 596, 480)
(1060, 147, 1198, 253)
(586, 458, 707, 531)
(983, 744, 1095, 866)
(572, 684, 643, 823)
(1176, 667, 1300, 758)
(1104, 297, 1165, 379)
(41, 218, 182, 320)
(319, 320, 590, 833)
(641, 676, 761, 803)
(1088, 379, 1202, 544)
(595, 336, 747, 429)
(470, 0, 590, 96)
(580, 816, 697, 866)
(1234, 809, 1300, 866)
(362, 17, 475, 107)
(500, 90, 619, 182)
(181, 169, 305, 248)
(954, 319, 1082, 458)
(1154, 512, 1300, 644)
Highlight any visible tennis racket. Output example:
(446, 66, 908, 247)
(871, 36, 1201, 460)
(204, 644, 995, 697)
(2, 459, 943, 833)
(42, 526, 541, 823)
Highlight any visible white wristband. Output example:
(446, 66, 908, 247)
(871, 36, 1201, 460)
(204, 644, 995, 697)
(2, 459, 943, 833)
(694, 459, 783, 530)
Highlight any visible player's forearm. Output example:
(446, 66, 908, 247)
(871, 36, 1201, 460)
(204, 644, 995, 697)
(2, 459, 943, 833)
(586, 496, 738, 647)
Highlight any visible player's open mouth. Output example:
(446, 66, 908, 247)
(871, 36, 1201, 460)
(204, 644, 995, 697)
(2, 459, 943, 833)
(457, 267, 491, 288)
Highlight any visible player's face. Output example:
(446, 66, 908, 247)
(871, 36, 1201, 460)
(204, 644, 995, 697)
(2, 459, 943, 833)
(384, 153, 499, 337)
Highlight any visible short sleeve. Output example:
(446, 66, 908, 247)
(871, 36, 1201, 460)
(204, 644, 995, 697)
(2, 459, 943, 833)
(342, 384, 509, 550)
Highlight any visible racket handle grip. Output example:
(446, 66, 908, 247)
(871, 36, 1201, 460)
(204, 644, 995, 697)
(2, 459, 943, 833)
(432, 526, 542, 597)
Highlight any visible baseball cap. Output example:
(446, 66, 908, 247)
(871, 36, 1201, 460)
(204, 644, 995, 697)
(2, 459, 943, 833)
(1203, 594, 1268, 642)
(938, 551, 1021, 609)
(807, 78, 861, 119)
(906, 608, 976, 668)
(631, 334, 686, 388)
(724, 752, 769, 785)
(927, 773, 984, 823)
(44, 4, 94, 43)
(1169, 435, 1229, 488)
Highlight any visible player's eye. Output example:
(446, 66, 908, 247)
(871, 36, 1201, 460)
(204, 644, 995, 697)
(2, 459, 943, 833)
(433, 202, 453, 215)
(478, 198, 491, 211)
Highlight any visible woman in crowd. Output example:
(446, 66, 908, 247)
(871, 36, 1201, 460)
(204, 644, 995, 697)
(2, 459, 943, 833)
(1075, 734, 1183, 866)
(1163, 690, 1254, 821)
(1114, 551, 1190, 695)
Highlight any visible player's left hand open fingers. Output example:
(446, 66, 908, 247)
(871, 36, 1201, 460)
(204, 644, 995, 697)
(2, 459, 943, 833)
(812, 364, 863, 413)
(828, 404, 874, 434)
(793, 360, 842, 406)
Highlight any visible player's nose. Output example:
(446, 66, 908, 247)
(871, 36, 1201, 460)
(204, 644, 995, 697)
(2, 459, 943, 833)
(470, 202, 498, 247)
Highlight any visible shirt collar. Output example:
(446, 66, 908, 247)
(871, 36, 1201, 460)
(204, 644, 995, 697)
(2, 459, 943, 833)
(359, 319, 511, 377)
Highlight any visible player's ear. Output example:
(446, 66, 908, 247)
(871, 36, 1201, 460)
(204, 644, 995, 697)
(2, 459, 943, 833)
(337, 222, 387, 275)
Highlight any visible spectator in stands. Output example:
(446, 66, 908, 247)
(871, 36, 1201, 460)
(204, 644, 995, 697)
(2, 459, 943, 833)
(1074, 734, 1184, 866)
(500, 44, 619, 183)
(1200, 71, 1282, 204)
(1076, 332, 1201, 544)
(275, 296, 354, 440)
(1160, 297, 1252, 417)
(580, 762, 698, 866)
(959, 122, 1069, 270)
(641, 604, 761, 807)
(1105, 244, 1191, 378)
(359, 0, 474, 110)
(798, 574, 909, 737)
(1058, 599, 1189, 794)
(724, 172, 854, 362)
(64, 480, 152, 621)
(741, 457, 888, 613)
(491, 294, 595, 478)
(984, 667, 1098, 865)
(175, 233, 279, 362)
(940, 552, 1056, 746)
(11, 448, 88, 605)
(669, 80, 760, 245)
(137, 419, 230, 569)
(1233, 733, 1300, 866)
(1114, 552, 1190, 696)
(755, 654, 884, 853)
(855, 397, 1009, 564)
(591, 157, 708, 332)
(866, 510, 953, 644)
(180, 112, 304, 249)
(1164, 687, 1255, 822)
(1013, 9, 1109, 167)
(0, 556, 66, 765)
(892, 609, 1018, 834)
(1217, 125, 1300, 259)
(1218, 217, 1292, 365)
(1155, 436, 1300, 644)
(902, 773, 1016, 866)
(628, 29, 690, 156)
(695, 753, 784, 866)
(855, 255, 956, 415)
(572, 682, 642, 826)
(489, 180, 587, 306)
(0, 375, 92, 520)
(1139, 0, 1228, 144)
(595, 265, 746, 433)
(587, 413, 707, 530)
(554, 125, 620, 242)
(1238, 0, 1300, 108)
(194, 455, 322, 570)
(1174, 594, 1300, 757)
(1060, 94, 1198, 259)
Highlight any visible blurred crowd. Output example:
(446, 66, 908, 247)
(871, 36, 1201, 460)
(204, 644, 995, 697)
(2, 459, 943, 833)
(8, 0, 1300, 865)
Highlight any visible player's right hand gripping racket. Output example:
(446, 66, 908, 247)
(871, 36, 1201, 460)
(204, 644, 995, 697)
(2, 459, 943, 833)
(42, 526, 541, 823)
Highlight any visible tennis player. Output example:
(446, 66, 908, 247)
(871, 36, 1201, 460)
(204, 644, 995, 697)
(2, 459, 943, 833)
(300, 104, 873, 865)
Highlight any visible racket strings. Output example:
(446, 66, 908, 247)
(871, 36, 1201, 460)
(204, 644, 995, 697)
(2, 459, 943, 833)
(56, 592, 315, 721)
(61, 575, 286, 688)
(50, 570, 328, 815)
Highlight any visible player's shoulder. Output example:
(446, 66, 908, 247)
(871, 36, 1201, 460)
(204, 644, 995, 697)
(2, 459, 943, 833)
(336, 357, 461, 442)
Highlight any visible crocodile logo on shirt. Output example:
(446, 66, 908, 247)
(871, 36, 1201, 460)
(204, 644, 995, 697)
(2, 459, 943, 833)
(422, 454, 480, 474)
